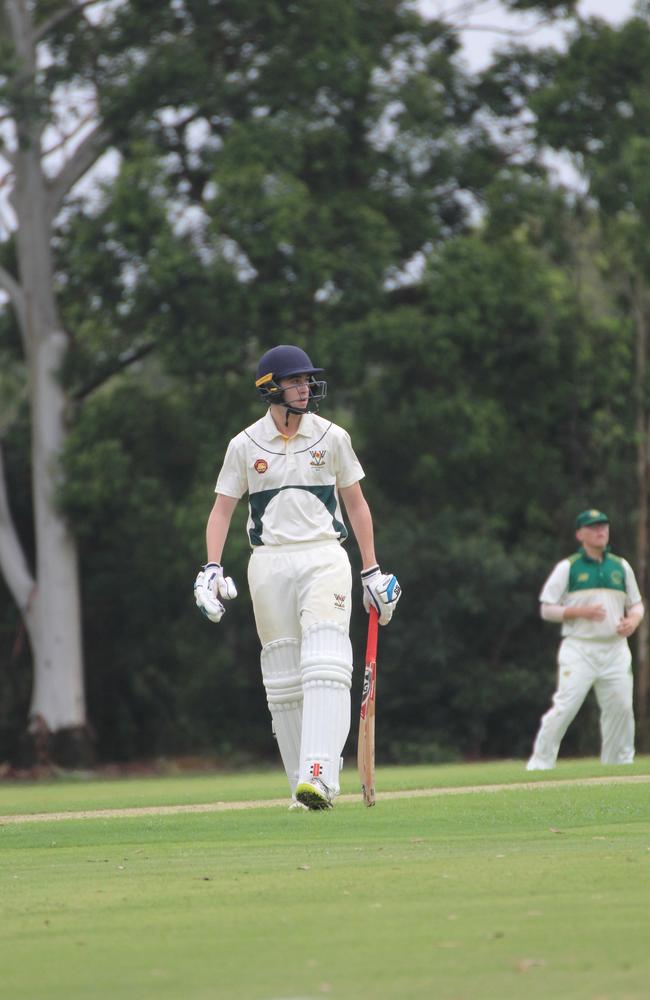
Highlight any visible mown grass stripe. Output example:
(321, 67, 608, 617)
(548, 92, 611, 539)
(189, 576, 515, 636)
(3, 772, 649, 824)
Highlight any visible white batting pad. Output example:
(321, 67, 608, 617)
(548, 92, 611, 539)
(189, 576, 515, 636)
(261, 638, 303, 793)
(298, 621, 353, 795)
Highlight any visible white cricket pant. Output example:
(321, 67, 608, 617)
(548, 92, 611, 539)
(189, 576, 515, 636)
(527, 636, 634, 769)
(248, 541, 353, 795)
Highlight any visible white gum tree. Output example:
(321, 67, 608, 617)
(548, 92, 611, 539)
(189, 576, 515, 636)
(0, 0, 110, 756)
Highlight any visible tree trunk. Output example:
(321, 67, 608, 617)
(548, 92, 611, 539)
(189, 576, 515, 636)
(26, 330, 86, 733)
(3, 0, 89, 761)
(15, 166, 88, 743)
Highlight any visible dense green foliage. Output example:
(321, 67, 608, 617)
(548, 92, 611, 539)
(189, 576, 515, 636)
(1, 1, 648, 764)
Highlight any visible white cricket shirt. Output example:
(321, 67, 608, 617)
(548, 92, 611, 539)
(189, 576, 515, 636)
(215, 410, 365, 547)
(540, 550, 643, 640)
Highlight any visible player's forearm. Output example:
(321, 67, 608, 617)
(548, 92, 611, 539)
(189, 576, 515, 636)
(348, 507, 377, 570)
(562, 605, 604, 621)
(562, 606, 588, 621)
(540, 603, 599, 622)
(540, 602, 565, 623)
(625, 602, 644, 625)
(340, 486, 377, 570)
(206, 495, 238, 563)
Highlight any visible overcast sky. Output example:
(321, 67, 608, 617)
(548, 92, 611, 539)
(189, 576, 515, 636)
(420, 0, 638, 69)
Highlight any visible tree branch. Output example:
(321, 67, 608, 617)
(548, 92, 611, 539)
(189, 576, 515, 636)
(0, 440, 35, 614)
(46, 122, 111, 220)
(43, 111, 96, 160)
(72, 340, 158, 401)
(452, 20, 553, 37)
(4, 0, 36, 67)
(34, 0, 102, 43)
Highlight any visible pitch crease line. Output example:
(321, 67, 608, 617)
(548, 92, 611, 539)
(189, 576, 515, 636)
(2, 773, 650, 824)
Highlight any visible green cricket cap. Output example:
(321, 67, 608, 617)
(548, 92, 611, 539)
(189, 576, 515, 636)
(576, 509, 609, 529)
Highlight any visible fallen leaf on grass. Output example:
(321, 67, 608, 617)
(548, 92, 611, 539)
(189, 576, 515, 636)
(516, 958, 547, 973)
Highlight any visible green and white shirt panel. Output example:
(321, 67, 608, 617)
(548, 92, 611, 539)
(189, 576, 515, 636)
(215, 410, 365, 547)
(540, 548, 642, 640)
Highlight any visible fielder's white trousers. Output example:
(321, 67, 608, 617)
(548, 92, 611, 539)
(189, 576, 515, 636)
(527, 636, 634, 770)
(248, 541, 353, 796)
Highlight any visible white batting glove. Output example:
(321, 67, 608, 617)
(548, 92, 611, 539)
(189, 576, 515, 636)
(194, 563, 238, 623)
(361, 565, 402, 625)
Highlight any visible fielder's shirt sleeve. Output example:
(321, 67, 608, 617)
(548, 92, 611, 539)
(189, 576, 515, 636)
(539, 560, 570, 605)
(621, 559, 642, 608)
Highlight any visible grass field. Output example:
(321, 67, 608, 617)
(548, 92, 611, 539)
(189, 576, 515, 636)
(2, 757, 650, 999)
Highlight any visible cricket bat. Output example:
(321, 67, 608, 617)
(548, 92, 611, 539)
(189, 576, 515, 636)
(357, 605, 379, 807)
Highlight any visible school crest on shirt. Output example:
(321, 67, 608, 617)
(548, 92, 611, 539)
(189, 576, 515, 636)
(310, 449, 326, 467)
(253, 458, 269, 474)
(334, 593, 346, 610)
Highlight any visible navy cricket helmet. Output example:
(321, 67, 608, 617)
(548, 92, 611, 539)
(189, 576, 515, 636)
(255, 345, 327, 413)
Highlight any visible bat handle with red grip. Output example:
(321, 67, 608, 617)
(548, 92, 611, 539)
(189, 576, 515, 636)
(366, 605, 379, 662)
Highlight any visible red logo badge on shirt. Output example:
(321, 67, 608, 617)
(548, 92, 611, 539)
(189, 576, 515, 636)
(254, 459, 268, 474)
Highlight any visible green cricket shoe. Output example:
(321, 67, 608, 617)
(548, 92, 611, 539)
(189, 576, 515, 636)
(295, 777, 334, 810)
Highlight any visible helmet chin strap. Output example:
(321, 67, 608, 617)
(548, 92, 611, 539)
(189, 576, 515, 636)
(267, 381, 325, 426)
(276, 401, 308, 427)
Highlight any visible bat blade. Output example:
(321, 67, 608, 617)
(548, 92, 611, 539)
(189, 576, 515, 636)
(357, 605, 379, 807)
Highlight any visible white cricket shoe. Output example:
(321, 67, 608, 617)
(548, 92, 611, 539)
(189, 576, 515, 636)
(295, 777, 334, 810)
(526, 757, 555, 771)
(288, 798, 309, 811)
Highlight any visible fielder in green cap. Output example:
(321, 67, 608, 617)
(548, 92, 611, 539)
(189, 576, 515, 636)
(575, 509, 610, 529)
(527, 509, 644, 770)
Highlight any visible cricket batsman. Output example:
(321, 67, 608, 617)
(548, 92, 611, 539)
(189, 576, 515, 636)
(193, 345, 401, 809)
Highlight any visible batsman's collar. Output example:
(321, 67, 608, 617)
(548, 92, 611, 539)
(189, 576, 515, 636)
(576, 508, 609, 529)
(263, 408, 315, 440)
